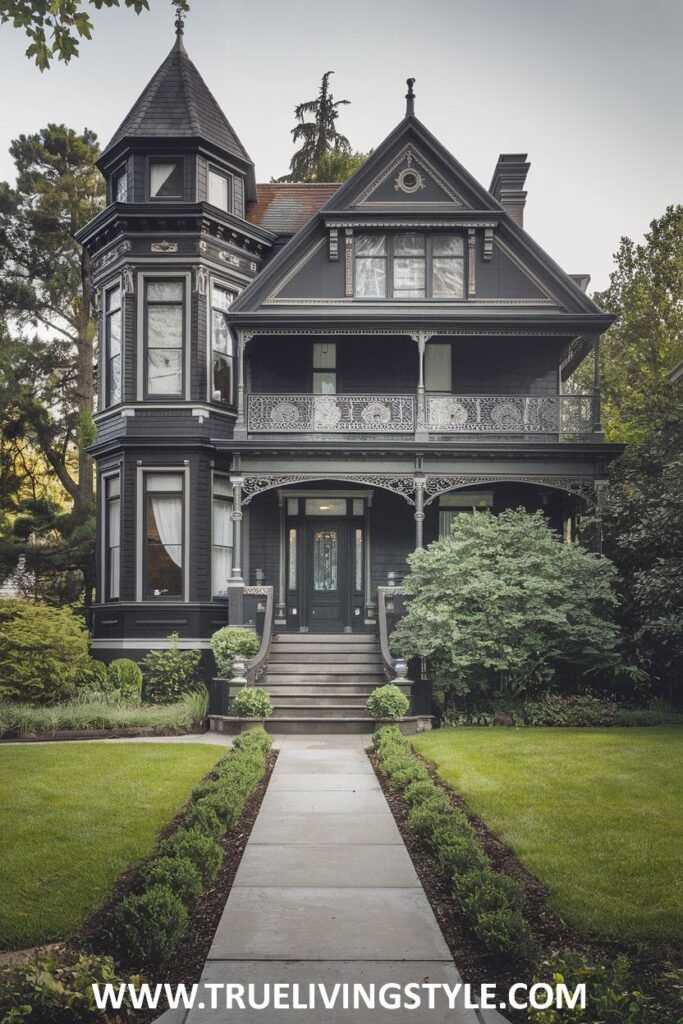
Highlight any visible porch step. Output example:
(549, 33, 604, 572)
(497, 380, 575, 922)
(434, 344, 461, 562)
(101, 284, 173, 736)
(271, 705, 372, 719)
(265, 666, 384, 679)
(266, 683, 403, 697)
(270, 694, 369, 707)
(268, 653, 384, 666)
(266, 643, 380, 655)
(273, 633, 375, 643)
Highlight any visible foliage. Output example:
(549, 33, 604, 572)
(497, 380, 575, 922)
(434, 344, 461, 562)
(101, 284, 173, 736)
(391, 509, 622, 709)
(366, 683, 409, 719)
(106, 658, 143, 700)
(232, 686, 273, 718)
(603, 406, 683, 701)
(528, 952, 665, 1024)
(523, 691, 618, 727)
(0, 599, 90, 702)
(0, 124, 105, 603)
(312, 148, 370, 182)
(138, 855, 203, 909)
(74, 656, 109, 694)
(140, 633, 200, 703)
(158, 826, 223, 885)
(210, 626, 260, 676)
(0, 697, 199, 738)
(282, 71, 352, 182)
(0, 0, 165, 70)
(0, 952, 142, 1023)
(181, 684, 208, 727)
(586, 205, 683, 444)
(374, 727, 536, 961)
(111, 883, 188, 963)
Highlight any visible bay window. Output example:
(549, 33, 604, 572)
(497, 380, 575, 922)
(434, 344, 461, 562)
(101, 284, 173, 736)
(144, 472, 184, 598)
(354, 233, 465, 299)
(212, 475, 233, 596)
(104, 283, 122, 406)
(211, 284, 235, 403)
(144, 279, 184, 397)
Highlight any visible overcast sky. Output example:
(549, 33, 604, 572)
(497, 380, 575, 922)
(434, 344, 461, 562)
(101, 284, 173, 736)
(0, 0, 680, 290)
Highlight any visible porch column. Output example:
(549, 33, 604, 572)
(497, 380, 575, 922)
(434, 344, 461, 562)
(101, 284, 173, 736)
(414, 474, 426, 549)
(234, 331, 249, 439)
(413, 331, 431, 441)
(227, 475, 245, 624)
(592, 336, 603, 436)
(276, 492, 287, 624)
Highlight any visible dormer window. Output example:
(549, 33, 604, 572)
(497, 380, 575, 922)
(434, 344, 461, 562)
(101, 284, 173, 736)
(149, 160, 183, 199)
(354, 233, 465, 299)
(208, 167, 232, 212)
(113, 168, 127, 203)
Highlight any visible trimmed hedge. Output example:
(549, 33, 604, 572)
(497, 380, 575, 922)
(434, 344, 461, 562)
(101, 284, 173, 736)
(109, 728, 272, 964)
(373, 725, 536, 962)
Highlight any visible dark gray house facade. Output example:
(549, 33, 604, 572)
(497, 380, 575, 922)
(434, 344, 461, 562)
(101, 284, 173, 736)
(78, 28, 620, 716)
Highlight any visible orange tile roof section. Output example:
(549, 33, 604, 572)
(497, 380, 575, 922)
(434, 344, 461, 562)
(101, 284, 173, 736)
(246, 182, 341, 235)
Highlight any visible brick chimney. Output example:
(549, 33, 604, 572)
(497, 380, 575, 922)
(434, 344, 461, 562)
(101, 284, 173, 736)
(489, 154, 530, 228)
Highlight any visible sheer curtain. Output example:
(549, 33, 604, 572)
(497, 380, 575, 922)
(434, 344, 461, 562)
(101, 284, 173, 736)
(212, 493, 233, 595)
(151, 494, 183, 567)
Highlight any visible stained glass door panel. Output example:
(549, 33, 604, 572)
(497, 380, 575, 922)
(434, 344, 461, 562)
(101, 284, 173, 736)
(306, 520, 348, 630)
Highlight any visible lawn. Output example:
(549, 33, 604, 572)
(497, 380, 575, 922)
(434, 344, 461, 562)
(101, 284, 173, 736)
(413, 727, 683, 943)
(0, 742, 223, 950)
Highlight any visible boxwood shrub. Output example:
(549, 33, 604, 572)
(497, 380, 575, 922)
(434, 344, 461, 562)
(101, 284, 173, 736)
(366, 684, 409, 720)
(111, 884, 188, 962)
(139, 855, 203, 908)
(374, 725, 536, 962)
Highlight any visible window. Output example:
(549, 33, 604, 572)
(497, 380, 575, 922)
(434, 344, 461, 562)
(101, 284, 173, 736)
(149, 160, 183, 199)
(113, 168, 127, 203)
(145, 472, 184, 598)
(212, 475, 233, 597)
(104, 475, 121, 600)
(304, 497, 346, 516)
(439, 491, 493, 537)
(211, 285, 235, 402)
(425, 343, 452, 392)
(145, 280, 184, 397)
(104, 283, 122, 406)
(208, 168, 231, 211)
(354, 233, 465, 299)
(288, 528, 297, 591)
(312, 342, 336, 394)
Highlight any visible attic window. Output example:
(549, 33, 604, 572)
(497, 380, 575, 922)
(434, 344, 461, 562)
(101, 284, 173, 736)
(354, 233, 465, 299)
(208, 168, 232, 212)
(150, 160, 183, 199)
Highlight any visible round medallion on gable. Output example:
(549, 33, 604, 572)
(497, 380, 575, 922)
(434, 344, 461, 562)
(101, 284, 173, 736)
(394, 166, 425, 194)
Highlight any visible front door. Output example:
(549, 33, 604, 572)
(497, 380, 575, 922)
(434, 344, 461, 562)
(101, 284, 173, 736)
(305, 518, 349, 631)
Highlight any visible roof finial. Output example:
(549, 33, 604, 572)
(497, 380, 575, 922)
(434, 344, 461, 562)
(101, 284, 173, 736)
(172, 0, 188, 41)
(405, 78, 416, 117)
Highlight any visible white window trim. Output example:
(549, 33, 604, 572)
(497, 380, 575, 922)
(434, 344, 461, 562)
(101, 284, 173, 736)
(136, 464, 190, 602)
(206, 276, 239, 403)
(136, 270, 192, 402)
(101, 275, 124, 411)
(207, 164, 233, 213)
(100, 468, 121, 603)
(211, 471, 233, 598)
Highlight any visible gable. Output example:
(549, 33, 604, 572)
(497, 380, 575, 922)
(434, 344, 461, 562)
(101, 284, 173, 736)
(352, 145, 467, 208)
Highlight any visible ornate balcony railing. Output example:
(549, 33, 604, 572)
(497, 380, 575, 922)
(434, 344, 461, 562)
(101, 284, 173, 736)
(426, 394, 594, 436)
(248, 394, 416, 433)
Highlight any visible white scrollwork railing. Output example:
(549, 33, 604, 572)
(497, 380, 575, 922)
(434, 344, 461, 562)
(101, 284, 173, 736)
(248, 394, 416, 433)
(426, 394, 594, 437)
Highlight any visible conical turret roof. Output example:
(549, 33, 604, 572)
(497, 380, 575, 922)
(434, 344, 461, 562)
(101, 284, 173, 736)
(100, 30, 252, 168)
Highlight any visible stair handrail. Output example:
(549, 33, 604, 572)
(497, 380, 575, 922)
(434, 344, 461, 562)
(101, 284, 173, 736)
(244, 585, 275, 685)
(377, 585, 406, 682)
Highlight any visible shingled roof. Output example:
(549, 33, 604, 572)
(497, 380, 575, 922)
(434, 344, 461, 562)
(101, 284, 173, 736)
(246, 183, 341, 235)
(100, 31, 252, 167)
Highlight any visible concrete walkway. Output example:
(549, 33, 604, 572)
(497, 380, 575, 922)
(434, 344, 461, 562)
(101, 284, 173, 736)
(161, 734, 479, 1023)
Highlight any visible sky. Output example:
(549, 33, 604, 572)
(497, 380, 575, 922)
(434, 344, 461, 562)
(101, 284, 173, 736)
(0, 0, 681, 291)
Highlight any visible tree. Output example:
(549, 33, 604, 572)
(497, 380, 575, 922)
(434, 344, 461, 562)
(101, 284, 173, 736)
(591, 205, 683, 443)
(391, 509, 622, 710)
(603, 405, 683, 702)
(310, 148, 370, 183)
(0, 0, 163, 69)
(0, 124, 104, 602)
(283, 72, 355, 182)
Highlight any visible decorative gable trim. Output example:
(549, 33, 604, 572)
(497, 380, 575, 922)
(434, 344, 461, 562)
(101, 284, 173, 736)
(351, 145, 467, 208)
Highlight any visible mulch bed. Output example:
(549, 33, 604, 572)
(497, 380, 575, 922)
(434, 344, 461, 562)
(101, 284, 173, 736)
(68, 749, 278, 1023)
(368, 748, 680, 1024)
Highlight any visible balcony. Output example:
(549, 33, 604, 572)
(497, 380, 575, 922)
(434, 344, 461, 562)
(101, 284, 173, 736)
(246, 393, 595, 439)
(248, 394, 416, 433)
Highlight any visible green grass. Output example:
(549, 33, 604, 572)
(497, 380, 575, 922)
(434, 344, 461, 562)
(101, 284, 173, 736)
(0, 743, 223, 950)
(0, 696, 204, 737)
(413, 727, 683, 943)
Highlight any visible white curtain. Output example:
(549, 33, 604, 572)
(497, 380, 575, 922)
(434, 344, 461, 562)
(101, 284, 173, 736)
(151, 495, 183, 568)
(212, 497, 233, 595)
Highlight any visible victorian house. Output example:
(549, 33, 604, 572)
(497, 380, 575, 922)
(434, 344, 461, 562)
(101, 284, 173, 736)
(78, 25, 620, 728)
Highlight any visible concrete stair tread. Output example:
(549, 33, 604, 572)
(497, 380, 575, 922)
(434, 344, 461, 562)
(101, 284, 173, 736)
(273, 634, 378, 642)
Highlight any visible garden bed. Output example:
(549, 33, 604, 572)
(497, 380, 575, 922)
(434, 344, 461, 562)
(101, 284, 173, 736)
(1, 726, 205, 743)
